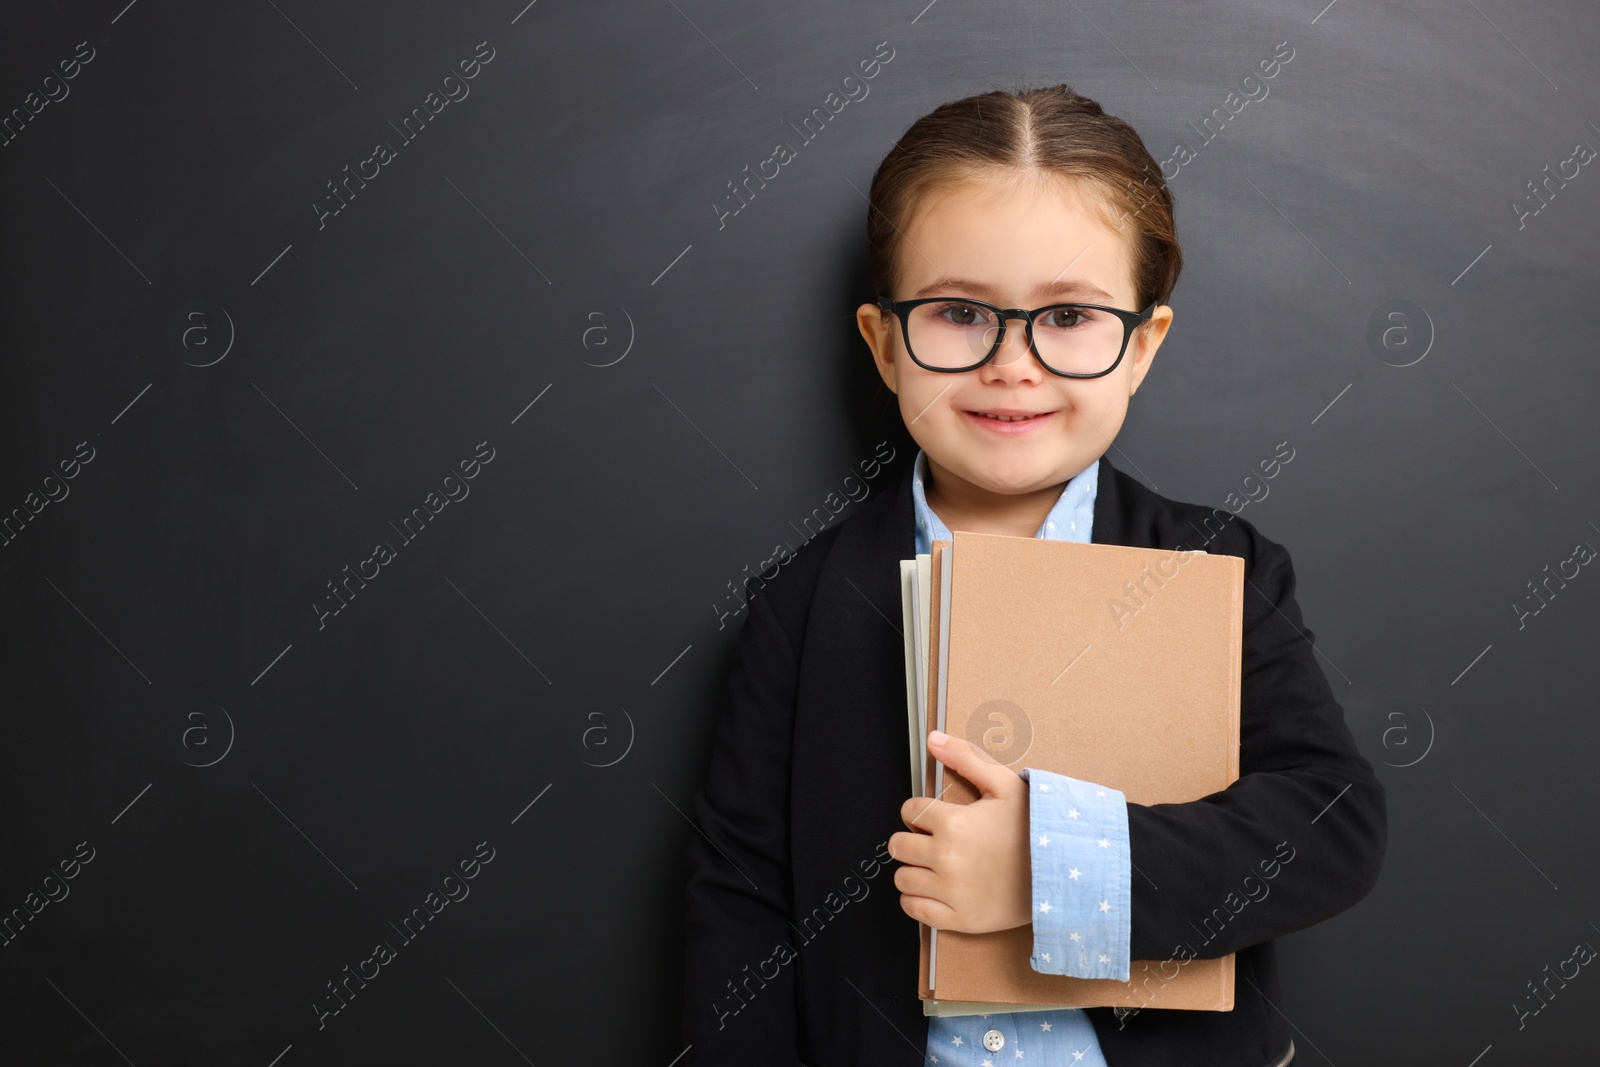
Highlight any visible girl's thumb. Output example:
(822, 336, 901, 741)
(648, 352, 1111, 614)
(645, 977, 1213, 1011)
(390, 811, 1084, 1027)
(929, 730, 1005, 791)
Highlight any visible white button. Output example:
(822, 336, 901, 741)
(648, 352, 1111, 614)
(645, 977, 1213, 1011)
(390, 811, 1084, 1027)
(982, 1028, 1005, 1052)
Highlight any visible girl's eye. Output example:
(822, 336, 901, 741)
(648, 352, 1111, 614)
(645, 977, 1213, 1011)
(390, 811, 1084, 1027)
(933, 302, 992, 328)
(1041, 306, 1092, 329)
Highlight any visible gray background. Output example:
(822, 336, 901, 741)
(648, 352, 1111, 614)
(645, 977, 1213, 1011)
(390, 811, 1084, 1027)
(2, 0, 1596, 1063)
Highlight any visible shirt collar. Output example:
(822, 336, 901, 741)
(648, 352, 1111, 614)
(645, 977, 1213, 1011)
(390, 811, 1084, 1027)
(911, 448, 1098, 556)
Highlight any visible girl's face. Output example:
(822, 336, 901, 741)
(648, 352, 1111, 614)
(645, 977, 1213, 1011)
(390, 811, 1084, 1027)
(857, 172, 1174, 504)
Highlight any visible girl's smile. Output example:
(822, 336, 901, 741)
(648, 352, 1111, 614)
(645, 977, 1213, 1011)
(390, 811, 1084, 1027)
(961, 407, 1059, 434)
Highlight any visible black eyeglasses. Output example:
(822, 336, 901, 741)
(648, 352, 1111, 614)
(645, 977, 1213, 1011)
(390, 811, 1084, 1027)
(875, 294, 1157, 379)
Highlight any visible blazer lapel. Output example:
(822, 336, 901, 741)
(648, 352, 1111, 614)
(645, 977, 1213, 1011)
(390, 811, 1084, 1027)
(1090, 453, 1138, 548)
(787, 458, 924, 1003)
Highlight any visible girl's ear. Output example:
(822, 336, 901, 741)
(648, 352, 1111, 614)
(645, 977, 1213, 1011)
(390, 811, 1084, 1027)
(1128, 304, 1175, 396)
(857, 303, 899, 393)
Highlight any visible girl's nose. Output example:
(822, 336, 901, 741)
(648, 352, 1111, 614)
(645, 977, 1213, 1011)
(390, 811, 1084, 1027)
(985, 321, 1045, 377)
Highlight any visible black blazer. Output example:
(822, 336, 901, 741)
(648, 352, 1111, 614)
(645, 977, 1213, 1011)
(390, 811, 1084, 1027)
(682, 453, 1386, 1067)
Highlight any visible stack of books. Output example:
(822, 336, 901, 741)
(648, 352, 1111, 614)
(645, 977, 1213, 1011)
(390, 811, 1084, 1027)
(898, 531, 1245, 1016)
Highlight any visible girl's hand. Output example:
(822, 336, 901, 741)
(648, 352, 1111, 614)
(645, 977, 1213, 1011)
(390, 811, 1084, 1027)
(888, 730, 1031, 934)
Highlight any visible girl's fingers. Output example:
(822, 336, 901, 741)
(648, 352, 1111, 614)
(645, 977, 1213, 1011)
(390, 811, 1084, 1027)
(892, 863, 941, 899)
(900, 795, 945, 831)
(899, 892, 959, 931)
(888, 828, 936, 868)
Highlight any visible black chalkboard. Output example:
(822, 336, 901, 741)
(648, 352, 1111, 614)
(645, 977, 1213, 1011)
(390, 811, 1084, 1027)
(2, 1, 1596, 1063)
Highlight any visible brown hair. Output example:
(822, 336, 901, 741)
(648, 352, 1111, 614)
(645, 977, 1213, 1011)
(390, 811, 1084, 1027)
(866, 84, 1181, 319)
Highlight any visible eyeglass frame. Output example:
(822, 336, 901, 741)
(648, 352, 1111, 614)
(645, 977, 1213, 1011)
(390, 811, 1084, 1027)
(874, 294, 1159, 379)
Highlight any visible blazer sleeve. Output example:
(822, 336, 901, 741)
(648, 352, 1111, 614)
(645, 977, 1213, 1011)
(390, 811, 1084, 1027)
(681, 585, 805, 1066)
(1125, 518, 1388, 961)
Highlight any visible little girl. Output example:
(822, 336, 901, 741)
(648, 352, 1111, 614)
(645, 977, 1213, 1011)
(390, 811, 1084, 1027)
(682, 83, 1386, 1067)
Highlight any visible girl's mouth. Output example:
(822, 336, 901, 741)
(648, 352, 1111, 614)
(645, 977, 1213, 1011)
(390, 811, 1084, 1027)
(963, 409, 1056, 434)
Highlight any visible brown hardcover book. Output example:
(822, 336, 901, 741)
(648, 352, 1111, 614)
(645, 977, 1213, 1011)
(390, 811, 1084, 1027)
(916, 531, 1243, 1011)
